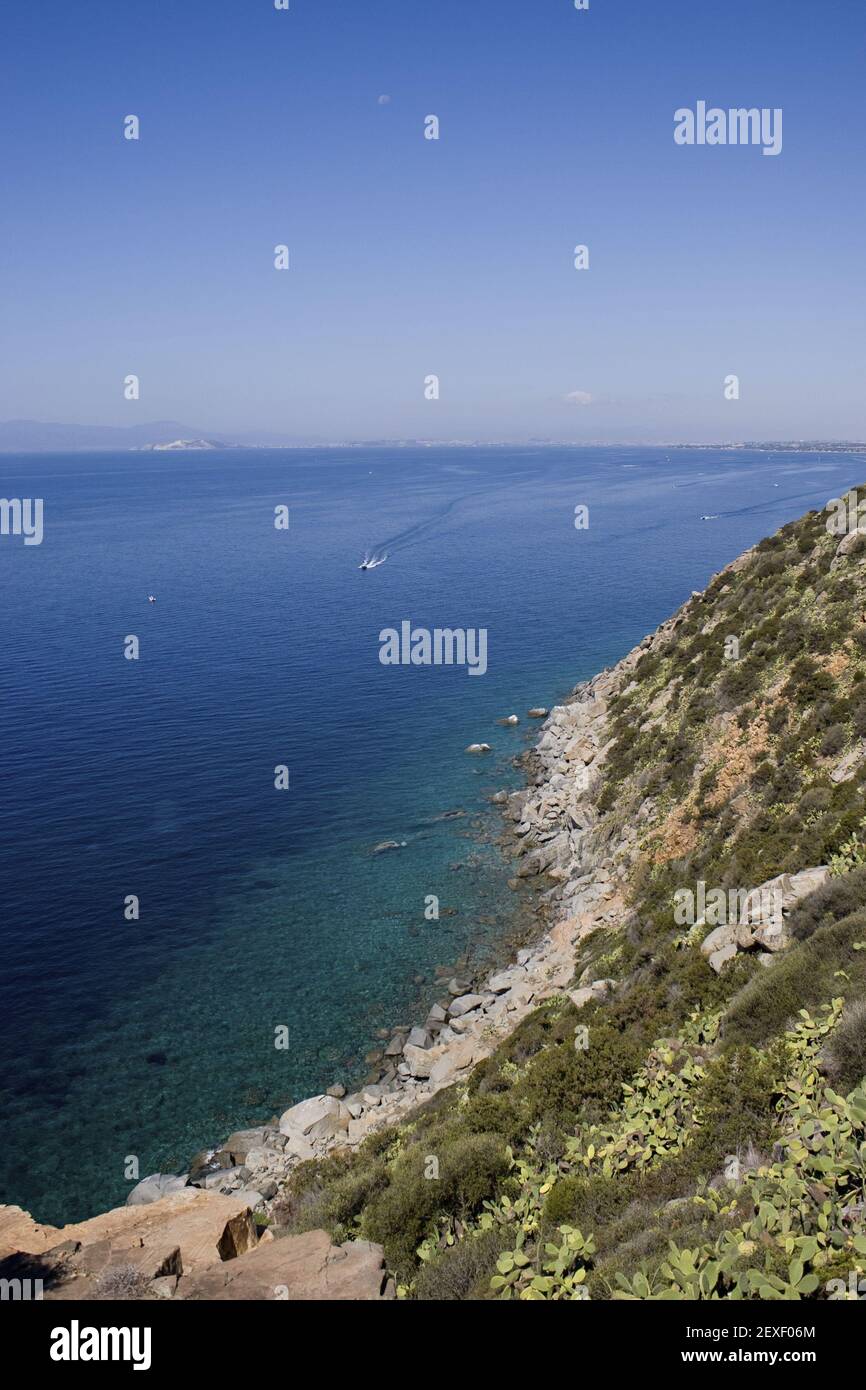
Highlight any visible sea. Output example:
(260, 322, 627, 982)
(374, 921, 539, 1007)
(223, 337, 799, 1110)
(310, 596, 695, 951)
(1, 443, 863, 1224)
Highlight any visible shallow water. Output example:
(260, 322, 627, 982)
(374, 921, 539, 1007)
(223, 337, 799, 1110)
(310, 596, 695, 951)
(0, 443, 859, 1222)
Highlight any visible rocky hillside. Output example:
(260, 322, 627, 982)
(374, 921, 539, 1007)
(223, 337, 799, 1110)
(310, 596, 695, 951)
(268, 496, 866, 1300)
(5, 495, 866, 1301)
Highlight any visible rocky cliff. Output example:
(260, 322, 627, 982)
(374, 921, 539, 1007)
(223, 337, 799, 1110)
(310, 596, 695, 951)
(5, 495, 866, 1300)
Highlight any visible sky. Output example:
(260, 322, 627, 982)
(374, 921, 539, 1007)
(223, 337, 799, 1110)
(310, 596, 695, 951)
(1, 0, 864, 443)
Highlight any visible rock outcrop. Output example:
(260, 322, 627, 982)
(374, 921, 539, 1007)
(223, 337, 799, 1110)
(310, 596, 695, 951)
(0, 1189, 392, 1302)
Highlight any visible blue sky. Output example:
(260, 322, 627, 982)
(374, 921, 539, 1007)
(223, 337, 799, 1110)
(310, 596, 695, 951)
(1, 0, 864, 442)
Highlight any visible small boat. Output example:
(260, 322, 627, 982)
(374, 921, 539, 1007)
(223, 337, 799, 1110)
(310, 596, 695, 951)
(148, 595, 156, 603)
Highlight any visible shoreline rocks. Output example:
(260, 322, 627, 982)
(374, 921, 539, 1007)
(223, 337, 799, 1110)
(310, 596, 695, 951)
(8, 598, 715, 1289)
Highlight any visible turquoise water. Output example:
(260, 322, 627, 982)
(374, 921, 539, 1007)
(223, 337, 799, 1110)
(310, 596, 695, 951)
(0, 444, 861, 1223)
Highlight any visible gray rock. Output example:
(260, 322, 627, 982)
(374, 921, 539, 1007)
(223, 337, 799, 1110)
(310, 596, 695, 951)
(279, 1095, 350, 1143)
(448, 993, 484, 1018)
(708, 942, 738, 974)
(488, 967, 524, 994)
(126, 1173, 189, 1207)
(700, 923, 737, 959)
(590, 978, 616, 999)
(406, 1026, 431, 1049)
(402, 1043, 434, 1079)
(218, 1128, 269, 1166)
(198, 1166, 246, 1191)
(831, 746, 866, 783)
(151, 1275, 179, 1299)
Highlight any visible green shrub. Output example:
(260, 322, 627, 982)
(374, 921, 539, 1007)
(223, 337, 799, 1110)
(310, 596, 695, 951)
(414, 1227, 508, 1301)
(723, 910, 866, 1047)
(819, 998, 866, 1091)
(788, 867, 866, 941)
(362, 1132, 510, 1276)
(820, 723, 847, 758)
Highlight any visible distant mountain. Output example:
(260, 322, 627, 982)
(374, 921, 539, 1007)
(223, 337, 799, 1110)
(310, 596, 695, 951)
(0, 420, 327, 452)
(0, 419, 215, 452)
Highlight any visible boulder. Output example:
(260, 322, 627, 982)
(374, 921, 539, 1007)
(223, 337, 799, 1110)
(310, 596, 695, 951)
(708, 942, 738, 974)
(176, 1229, 393, 1301)
(527, 708, 549, 718)
(564, 737, 596, 764)
(447, 977, 472, 996)
(278, 1095, 350, 1143)
(753, 921, 790, 953)
(406, 1026, 431, 1049)
(448, 993, 484, 1018)
(280, 1130, 316, 1162)
(831, 746, 866, 783)
(402, 1043, 434, 1079)
(217, 1128, 269, 1166)
(43, 1190, 257, 1279)
(700, 924, 737, 959)
(465, 743, 492, 754)
(590, 978, 616, 998)
(429, 1039, 477, 1088)
(487, 967, 525, 994)
(834, 530, 866, 561)
(197, 1167, 245, 1191)
(126, 1173, 189, 1207)
(787, 866, 831, 899)
(497, 715, 519, 726)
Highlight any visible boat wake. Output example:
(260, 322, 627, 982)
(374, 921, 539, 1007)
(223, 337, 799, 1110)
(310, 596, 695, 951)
(359, 550, 388, 570)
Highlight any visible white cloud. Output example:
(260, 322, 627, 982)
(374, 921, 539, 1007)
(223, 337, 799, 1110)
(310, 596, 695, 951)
(564, 390, 593, 406)
(377, 95, 391, 105)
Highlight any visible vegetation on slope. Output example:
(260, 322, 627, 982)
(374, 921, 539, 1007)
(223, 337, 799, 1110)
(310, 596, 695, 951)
(273, 498, 866, 1299)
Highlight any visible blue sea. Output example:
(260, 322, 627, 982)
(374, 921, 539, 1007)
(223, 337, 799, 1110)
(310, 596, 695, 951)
(1, 444, 862, 1225)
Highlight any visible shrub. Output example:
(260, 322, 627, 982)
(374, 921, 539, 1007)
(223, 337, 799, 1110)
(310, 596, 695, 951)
(820, 723, 847, 758)
(414, 1227, 508, 1301)
(362, 1132, 510, 1275)
(723, 910, 866, 1048)
(819, 998, 866, 1091)
(788, 866, 866, 940)
(95, 1265, 151, 1300)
